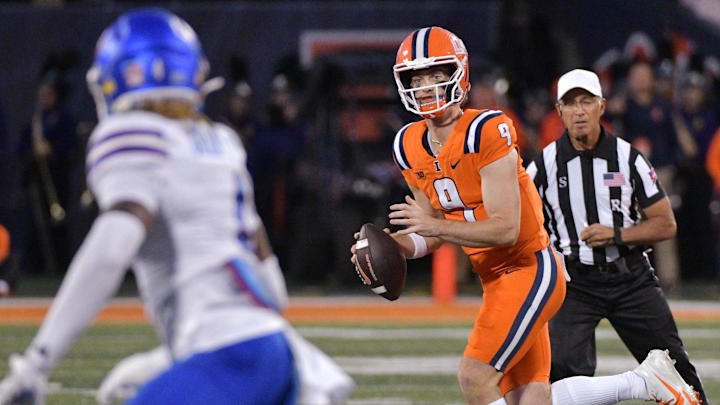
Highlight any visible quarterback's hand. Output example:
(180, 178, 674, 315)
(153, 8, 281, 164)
(580, 223, 614, 247)
(350, 227, 392, 265)
(389, 195, 442, 237)
(0, 350, 49, 405)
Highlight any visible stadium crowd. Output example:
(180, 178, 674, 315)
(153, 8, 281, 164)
(1, 27, 719, 294)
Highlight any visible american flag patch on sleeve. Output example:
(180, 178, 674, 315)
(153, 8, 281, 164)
(603, 172, 626, 187)
(648, 169, 657, 184)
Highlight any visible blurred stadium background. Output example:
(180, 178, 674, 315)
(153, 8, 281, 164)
(0, 1, 719, 404)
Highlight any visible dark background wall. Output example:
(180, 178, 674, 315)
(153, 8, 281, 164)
(2, 0, 719, 147)
(0, 1, 501, 148)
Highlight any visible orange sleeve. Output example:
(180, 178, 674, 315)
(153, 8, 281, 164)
(706, 129, 720, 192)
(473, 114, 517, 169)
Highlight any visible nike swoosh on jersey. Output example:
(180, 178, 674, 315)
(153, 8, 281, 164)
(450, 159, 461, 169)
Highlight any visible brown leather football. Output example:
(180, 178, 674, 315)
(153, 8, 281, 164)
(353, 223, 407, 301)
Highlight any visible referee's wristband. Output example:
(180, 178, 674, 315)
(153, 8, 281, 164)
(613, 226, 623, 246)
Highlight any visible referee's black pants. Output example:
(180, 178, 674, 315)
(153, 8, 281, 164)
(548, 261, 708, 405)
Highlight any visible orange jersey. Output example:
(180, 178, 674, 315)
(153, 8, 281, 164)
(392, 108, 549, 278)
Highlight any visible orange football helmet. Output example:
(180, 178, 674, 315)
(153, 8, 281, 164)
(393, 27, 470, 117)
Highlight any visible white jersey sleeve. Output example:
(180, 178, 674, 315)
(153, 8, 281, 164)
(86, 112, 168, 213)
(214, 122, 262, 235)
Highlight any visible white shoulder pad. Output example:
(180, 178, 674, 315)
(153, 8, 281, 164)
(87, 112, 170, 213)
(87, 112, 169, 173)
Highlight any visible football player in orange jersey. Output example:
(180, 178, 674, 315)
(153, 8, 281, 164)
(352, 26, 700, 405)
(388, 25, 566, 405)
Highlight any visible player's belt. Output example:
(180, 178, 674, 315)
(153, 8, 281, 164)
(565, 251, 647, 274)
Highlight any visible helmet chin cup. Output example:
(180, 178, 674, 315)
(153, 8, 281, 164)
(419, 100, 448, 118)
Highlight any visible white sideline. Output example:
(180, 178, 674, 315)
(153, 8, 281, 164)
(297, 326, 720, 340)
(332, 355, 720, 378)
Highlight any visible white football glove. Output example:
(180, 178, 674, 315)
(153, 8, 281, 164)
(0, 349, 50, 405)
(96, 345, 171, 405)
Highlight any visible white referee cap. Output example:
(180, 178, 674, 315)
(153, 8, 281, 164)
(557, 69, 603, 101)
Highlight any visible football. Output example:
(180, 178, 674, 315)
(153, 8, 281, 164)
(353, 223, 407, 301)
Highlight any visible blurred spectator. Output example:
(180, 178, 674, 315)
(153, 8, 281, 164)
(706, 129, 720, 285)
(0, 225, 8, 265)
(538, 110, 565, 149)
(707, 129, 720, 194)
(0, 224, 9, 296)
(224, 81, 257, 145)
(17, 67, 81, 276)
(655, 60, 676, 104)
(621, 61, 682, 288)
(675, 72, 716, 165)
(538, 79, 566, 149)
(0, 97, 17, 293)
(469, 77, 532, 158)
(248, 73, 306, 276)
(673, 72, 718, 281)
(520, 87, 553, 156)
(222, 56, 258, 146)
(622, 62, 680, 165)
(623, 31, 656, 64)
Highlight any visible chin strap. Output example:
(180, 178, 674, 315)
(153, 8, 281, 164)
(200, 77, 225, 98)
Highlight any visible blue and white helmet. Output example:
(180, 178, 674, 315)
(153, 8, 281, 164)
(87, 8, 216, 119)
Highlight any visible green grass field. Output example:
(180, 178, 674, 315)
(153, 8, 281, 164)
(0, 320, 717, 404)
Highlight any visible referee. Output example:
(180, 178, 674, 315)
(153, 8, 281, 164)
(527, 69, 708, 404)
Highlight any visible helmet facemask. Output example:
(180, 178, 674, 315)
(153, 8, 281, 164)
(393, 55, 466, 118)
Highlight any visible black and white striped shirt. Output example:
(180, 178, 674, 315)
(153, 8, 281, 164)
(526, 127, 665, 265)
